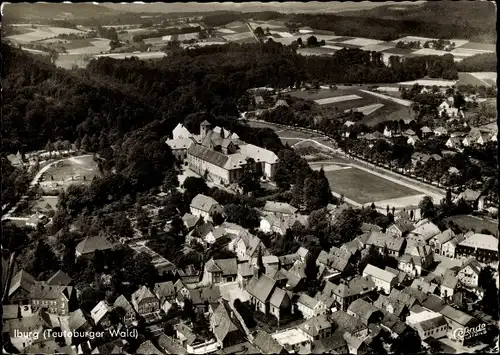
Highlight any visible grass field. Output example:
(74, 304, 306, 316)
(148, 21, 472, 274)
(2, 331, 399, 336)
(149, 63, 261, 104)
(458, 42, 496, 51)
(327, 42, 361, 49)
(324, 166, 421, 204)
(314, 94, 362, 105)
(381, 47, 416, 55)
(444, 215, 497, 235)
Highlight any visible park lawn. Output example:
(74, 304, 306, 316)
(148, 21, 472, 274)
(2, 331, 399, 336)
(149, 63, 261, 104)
(324, 167, 421, 204)
(444, 215, 497, 235)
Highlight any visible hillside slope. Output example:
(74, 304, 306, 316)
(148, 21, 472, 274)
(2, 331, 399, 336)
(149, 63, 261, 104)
(2, 3, 118, 21)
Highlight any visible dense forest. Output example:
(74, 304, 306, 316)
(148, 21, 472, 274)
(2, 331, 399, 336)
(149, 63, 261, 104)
(295, 2, 496, 43)
(456, 53, 498, 73)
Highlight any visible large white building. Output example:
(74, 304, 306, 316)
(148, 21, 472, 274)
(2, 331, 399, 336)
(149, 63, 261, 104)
(185, 121, 278, 185)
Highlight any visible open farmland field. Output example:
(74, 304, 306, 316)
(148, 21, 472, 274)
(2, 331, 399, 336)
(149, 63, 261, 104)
(444, 215, 498, 235)
(359, 104, 413, 126)
(397, 79, 458, 87)
(458, 42, 496, 52)
(93, 52, 167, 60)
(342, 38, 385, 47)
(322, 166, 422, 205)
(381, 47, 416, 55)
(5, 26, 86, 43)
(326, 42, 361, 49)
(222, 32, 254, 42)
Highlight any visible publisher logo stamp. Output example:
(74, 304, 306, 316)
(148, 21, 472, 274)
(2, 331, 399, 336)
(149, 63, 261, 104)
(452, 323, 487, 340)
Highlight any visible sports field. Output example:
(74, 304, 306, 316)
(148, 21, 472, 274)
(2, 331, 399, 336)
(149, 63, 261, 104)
(323, 166, 422, 205)
(39, 156, 99, 191)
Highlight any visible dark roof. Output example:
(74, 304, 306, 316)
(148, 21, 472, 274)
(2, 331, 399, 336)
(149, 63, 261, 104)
(311, 330, 347, 353)
(347, 299, 380, 325)
(31, 283, 74, 301)
(201, 120, 211, 126)
(136, 340, 163, 355)
(422, 294, 446, 313)
(298, 314, 332, 337)
(46, 270, 72, 286)
(2, 305, 20, 320)
(330, 310, 367, 335)
(419, 316, 448, 332)
(269, 287, 288, 308)
(253, 330, 284, 354)
(75, 235, 114, 255)
(154, 281, 175, 300)
(68, 309, 91, 331)
(246, 275, 276, 303)
(211, 301, 241, 343)
(113, 295, 134, 313)
(187, 144, 229, 169)
(206, 258, 238, 276)
(215, 342, 261, 354)
(188, 285, 221, 305)
(9, 269, 36, 296)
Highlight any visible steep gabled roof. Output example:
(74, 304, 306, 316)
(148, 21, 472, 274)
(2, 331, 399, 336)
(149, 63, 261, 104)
(132, 285, 157, 305)
(298, 314, 332, 337)
(75, 235, 114, 255)
(46, 270, 72, 286)
(253, 330, 284, 354)
(246, 275, 276, 303)
(9, 269, 36, 296)
(190, 194, 220, 213)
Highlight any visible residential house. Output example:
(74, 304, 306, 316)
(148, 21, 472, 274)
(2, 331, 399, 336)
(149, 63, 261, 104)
(439, 271, 459, 300)
(408, 245, 434, 270)
(189, 194, 223, 221)
(456, 233, 498, 263)
(438, 100, 460, 118)
(210, 300, 245, 348)
(362, 264, 397, 294)
(441, 234, 466, 258)
(90, 300, 113, 329)
(8, 270, 36, 305)
(403, 129, 416, 137)
(365, 231, 406, 257)
(454, 189, 485, 210)
(407, 135, 420, 146)
(445, 137, 463, 150)
(246, 274, 291, 321)
(298, 314, 334, 341)
(158, 334, 188, 355)
(456, 258, 482, 288)
(3, 311, 54, 352)
(252, 330, 286, 354)
(184, 285, 221, 313)
(204, 258, 238, 284)
(330, 312, 368, 342)
(182, 213, 201, 231)
(262, 201, 298, 215)
(386, 219, 415, 238)
(440, 305, 482, 345)
(258, 255, 280, 272)
(66, 308, 94, 343)
(434, 127, 448, 137)
(46, 270, 72, 287)
(406, 221, 441, 246)
(341, 234, 368, 256)
(385, 267, 408, 286)
(136, 340, 163, 355)
(383, 126, 393, 138)
(421, 294, 446, 313)
(131, 286, 159, 316)
(113, 295, 137, 327)
(388, 288, 421, 310)
(429, 229, 455, 255)
(185, 221, 214, 245)
(410, 279, 439, 296)
(231, 233, 268, 263)
(420, 126, 433, 137)
(347, 299, 384, 326)
(406, 310, 448, 340)
(462, 128, 490, 147)
(7, 151, 25, 168)
(154, 281, 176, 304)
(204, 226, 229, 244)
(30, 283, 76, 316)
(75, 235, 114, 258)
(259, 213, 308, 235)
(380, 310, 412, 339)
(374, 295, 409, 320)
(296, 294, 328, 319)
(318, 277, 376, 312)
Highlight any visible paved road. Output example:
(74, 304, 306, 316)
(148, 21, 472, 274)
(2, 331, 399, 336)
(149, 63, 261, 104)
(1, 154, 93, 221)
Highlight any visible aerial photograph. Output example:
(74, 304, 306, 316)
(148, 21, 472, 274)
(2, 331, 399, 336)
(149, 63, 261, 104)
(1, 1, 498, 354)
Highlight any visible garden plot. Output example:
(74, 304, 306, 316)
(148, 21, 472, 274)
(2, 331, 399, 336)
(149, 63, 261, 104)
(342, 37, 385, 47)
(397, 79, 457, 87)
(412, 48, 454, 56)
(361, 43, 396, 52)
(314, 94, 362, 106)
(216, 28, 236, 34)
(352, 103, 385, 115)
(222, 32, 254, 42)
(391, 36, 436, 43)
(360, 90, 413, 107)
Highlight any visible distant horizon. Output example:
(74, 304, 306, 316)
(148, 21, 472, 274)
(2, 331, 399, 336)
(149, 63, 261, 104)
(101, 1, 425, 14)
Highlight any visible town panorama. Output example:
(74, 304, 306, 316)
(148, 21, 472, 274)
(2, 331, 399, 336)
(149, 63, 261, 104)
(1, 1, 498, 354)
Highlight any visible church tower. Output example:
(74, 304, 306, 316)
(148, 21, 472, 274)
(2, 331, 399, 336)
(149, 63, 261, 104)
(200, 120, 211, 140)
